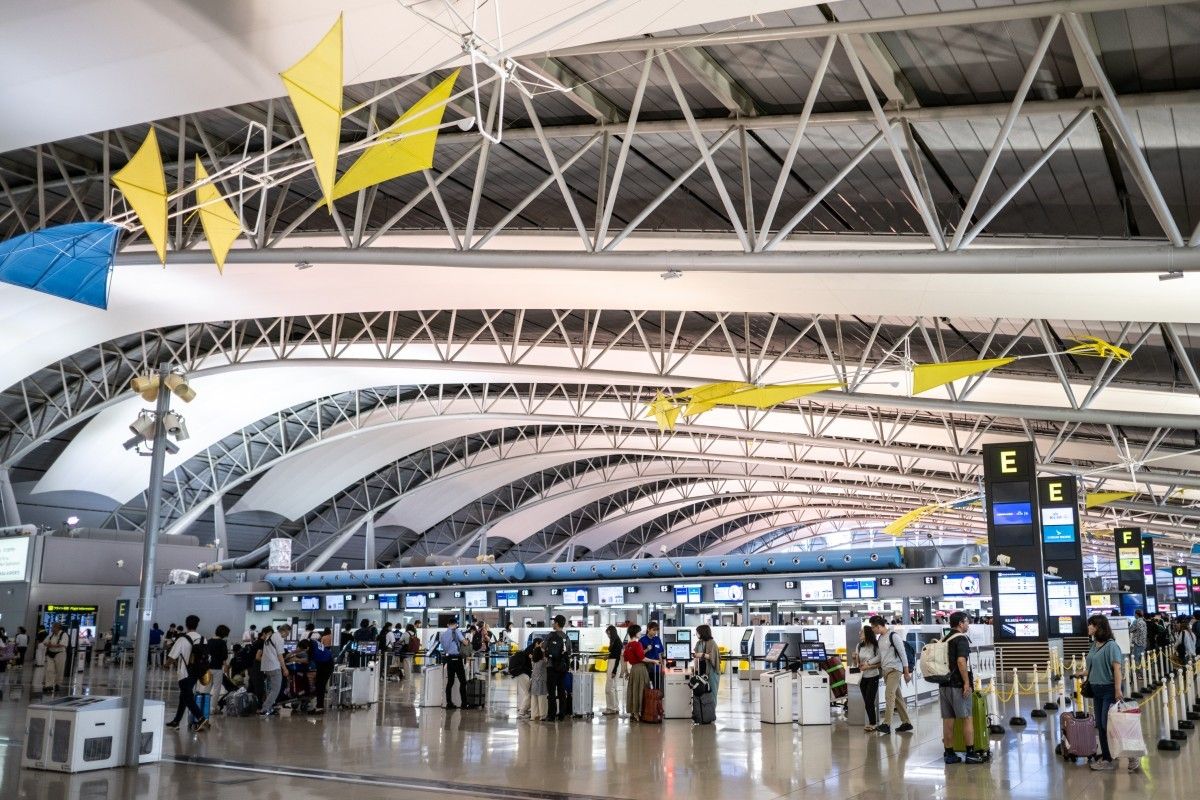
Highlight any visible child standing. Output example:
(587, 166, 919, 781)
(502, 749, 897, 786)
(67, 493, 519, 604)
(530, 640, 548, 721)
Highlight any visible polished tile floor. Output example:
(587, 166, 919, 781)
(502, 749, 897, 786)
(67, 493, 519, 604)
(0, 663, 1194, 800)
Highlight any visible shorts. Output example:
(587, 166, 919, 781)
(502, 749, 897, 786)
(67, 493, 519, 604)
(939, 685, 971, 719)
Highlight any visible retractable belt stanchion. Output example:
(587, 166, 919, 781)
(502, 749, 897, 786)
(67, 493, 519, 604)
(1009, 668, 1026, 726)
(1142, 652, 1151, 694)
(1170, 673, 1188, 742)
(1030, 664, 1046, 718)
(1150, 649, 1160, 687)
(1178, 665, 1195, 730)
(1043, 659, 1058, 711)
(1159, 674, 1182, 751)
(987, 682, 1004, 734)
(1129, 654, 1142, 700)
(1190, 657, 1200, 717)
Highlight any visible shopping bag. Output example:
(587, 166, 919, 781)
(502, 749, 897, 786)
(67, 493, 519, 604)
(1106, 701, 1146, 758)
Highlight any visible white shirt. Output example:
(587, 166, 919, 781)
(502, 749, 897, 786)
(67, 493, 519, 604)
(169, 631, 200, 680)
(384, 630, 395, 649)
(242, 628, 254, 642)
(15, 633, 28, 647)
(260, 632, 284, 672)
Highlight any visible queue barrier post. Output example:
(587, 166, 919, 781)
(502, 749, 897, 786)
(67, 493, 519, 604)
(1009, 667, 1026, 726)
(1030, 664, 1047, 718)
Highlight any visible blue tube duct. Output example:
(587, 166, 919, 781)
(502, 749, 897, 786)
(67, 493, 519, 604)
(264, 548, 902, 590)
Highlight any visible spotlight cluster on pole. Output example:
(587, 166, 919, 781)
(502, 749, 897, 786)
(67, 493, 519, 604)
(122, 370, 196, 455)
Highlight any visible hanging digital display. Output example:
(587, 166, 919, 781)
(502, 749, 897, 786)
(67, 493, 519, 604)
(713, 582, 744, 602)
(496, 589, 518, 608)
(299, 596, 320, 611)
(674, 584, 702, 604)
(377, 593, 399, 610)
(942, 573, 981, 597)
(405, 592, 428, 610)
(597, 586, 625, 606)
(799, 578, 834, 601)
(1040, 506, 1076, 543)
(841, 578, 877, 599)
(252, 596, 272, 612)
(995, 571, 1041, 639)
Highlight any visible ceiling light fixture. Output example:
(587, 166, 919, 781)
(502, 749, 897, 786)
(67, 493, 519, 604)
(1159, 271, 1184, 281)
(660, 270, 683, 280)
(294, 260, 315, 270)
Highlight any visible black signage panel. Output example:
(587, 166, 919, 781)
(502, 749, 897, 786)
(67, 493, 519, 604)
(1037, 476, 1085, 636)
(983, 441, 1046, 642)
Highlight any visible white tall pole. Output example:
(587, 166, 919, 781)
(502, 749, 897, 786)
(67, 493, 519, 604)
(123, 365, 173, 768)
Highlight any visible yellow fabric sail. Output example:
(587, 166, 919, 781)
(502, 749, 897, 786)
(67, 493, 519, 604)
(112, 128, 168, 264)
(1065, 336, 1133, 362)
(676, 381, 753, 417)
(644, 392, 682, 431)
(193, 159, 242, 273)
(281, 15, 343, 206)
(332, 70, 460, 200)
(911, 357, 1016, 395)
(713, 382, 844, 409)
(1085, 491, 1135, 509)
(883, 504, 939, 536)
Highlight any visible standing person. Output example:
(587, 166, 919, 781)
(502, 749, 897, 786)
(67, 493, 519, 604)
(1175, 616, 1197, 661)
(623, 624, 648, 722)
(939, 612, 985, 764)
(164, 615, 210, 732)
(148, 623, 163, 667)
(438, 620, 468, 710)
(602, 625, 624, 716)
(247, 629, 267, 700)
(639, 622, 665, 686)
(1078, 614, 1130, 771)
(508, 639, 534, 720)
(43, 623, 69, 694)
(304, 624, 335, 712)
(857, 626, 882, 732)
(257, 624, 288, 717)
(693, 624, 720, 698)
(544, 615, 572, 721)
(15, 627, 29, 666)
(530, 642, 549, 721)
(869, 615, 914, 735)
(207, 625, 238, 707)
(242, 624, 256, 643)
(1129, 610, 1147, 661)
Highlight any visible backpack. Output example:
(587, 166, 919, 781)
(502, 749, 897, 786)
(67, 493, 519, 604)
(918, 632, 964, 684)
(546, 631, 568, 669)
(507, 649, 531, 677)
(408, 633, 421, 654)
(186, 634, 211, 678)
(890, 632, 915, 670)
(309, 635, 333, 664)
(472, 631, 484, 652)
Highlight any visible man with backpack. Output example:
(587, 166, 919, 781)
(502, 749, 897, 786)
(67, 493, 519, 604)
(164, 615, 210, 732)
(544, 615, 572, 721)
(869, 615, 914, 735)
(931, 612, 985, 764)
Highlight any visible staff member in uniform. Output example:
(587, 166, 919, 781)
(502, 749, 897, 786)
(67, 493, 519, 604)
(44, 623, 69, 694)
(439, 620, 468, 710)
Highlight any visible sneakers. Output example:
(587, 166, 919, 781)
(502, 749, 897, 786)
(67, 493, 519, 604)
(876, 724, 891, 734)
(964, 750, 987, 764)
(164, 720, 181, 730)
(1089, 759, 1115, 771)
(895, 722, 914, 733)
(1127, 758, 1140, 773)
(863, 724, 876, 732)
(602, 710, 618, 716)
(944, 750, 963, 764)
(445, 703, 459, 710)
(189, 718, 209, 733)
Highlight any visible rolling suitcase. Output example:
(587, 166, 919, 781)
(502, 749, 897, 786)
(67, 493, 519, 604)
(570, 670, 595, 718)
(1059, 711, 1098, 761)
(641, 668, 664, 724)
(691, 687, 716, 724)
(464, 677, 487, 708)
(951, 691, 991, 758)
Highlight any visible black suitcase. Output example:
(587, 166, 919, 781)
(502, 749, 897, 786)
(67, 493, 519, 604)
(463, 677, 487, 708)
(692, 689, 716, 724)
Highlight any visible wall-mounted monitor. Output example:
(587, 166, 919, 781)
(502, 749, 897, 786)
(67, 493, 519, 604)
(674, 584, 702, 604)
(1117, 547, 1141, 572)
(562, 587, 589, 606)
(995, 572, 1038, 616)
(405, 592, 428, 610)
(324, 594, 345, 612)
(1046, 580, 1081, 618)
(942, 573, 981, 597)
(597, 586, 625, 606)
(993, 502, 1033, 526)
(841, 578, 876, 600)
(378, 593, 399, 610)
(299, 595, 320, 611)
(252, 596, 272, 612)
(1087, 593, 1113, 608)
(799, 578, 833, 601)
(713, 582, 744, 603)
(496, 589, 518, 608)
(1040, 506, 1076, 543)
(674, 629, 691, 643)
(464, 590, 488, 609)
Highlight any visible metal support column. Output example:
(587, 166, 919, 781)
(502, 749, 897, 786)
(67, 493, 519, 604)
(364, 514, 376, 570)
(123, 365, 172, 768)
(0, 467, 20, 527)
(212, 497, 228, 562)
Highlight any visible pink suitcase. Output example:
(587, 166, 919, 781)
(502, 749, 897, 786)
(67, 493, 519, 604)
(1059, 711, 1098, 761)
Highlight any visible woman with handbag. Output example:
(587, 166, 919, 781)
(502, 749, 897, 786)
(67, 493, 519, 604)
(602, 626, 624, 716)
(1077, 614, 1133, 772)
(693, 624, 720, 697)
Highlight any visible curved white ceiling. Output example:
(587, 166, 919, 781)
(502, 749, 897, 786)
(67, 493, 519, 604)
(7, 236, 1200, 397)
(2, 0, 808, 151)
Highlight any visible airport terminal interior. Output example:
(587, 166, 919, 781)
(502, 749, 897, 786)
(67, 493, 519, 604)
(5, 1, 1200, 798)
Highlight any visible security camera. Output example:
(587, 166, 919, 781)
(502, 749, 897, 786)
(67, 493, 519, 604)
(1047, 566, 1060, 576)
(996, 554, 1012, 567)
(340, 562, 349, 570)
(162, 411, 188, 440)
(970, 554, 982, 565)
(116, 559, 125, 568)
